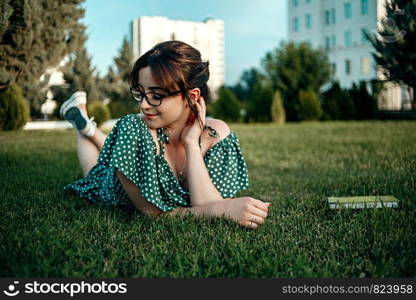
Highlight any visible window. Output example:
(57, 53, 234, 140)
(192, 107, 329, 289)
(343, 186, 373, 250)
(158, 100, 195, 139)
(292, 17, 299, 32)
(292, 0, 299, 7)
(325, 36, 330, 50)
(344, 30, 352, 47)
(331, 63, 337, 75)
(325, 36, 336, 50)
(344, 2, 352, 19)
(345, 59, 352, 75)
(361, 56, 370, 74)
(306, 0, 311, 3)
(361, 27, 370, 44)
(325, 10, 330, 25)
(331, 35, 336, 49)
(361, 0, 368, 15)
(330, 8, 336, 24)
(305, 14, 312, 28)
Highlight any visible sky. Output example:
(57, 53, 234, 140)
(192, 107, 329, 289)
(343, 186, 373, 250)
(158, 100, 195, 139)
(82, 0, 288, 86)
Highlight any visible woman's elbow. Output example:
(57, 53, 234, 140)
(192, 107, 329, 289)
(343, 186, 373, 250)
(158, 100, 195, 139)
(116, 169, 163, 218)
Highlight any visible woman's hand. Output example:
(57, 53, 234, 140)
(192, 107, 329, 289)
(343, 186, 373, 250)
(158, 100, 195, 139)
(180, 97, 206, 146)
(164, 197, 271, 229)
(220, 197, 271, 229)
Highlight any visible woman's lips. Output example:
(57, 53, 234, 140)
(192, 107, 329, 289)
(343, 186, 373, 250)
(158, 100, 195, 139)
(145, 113, 158, 119)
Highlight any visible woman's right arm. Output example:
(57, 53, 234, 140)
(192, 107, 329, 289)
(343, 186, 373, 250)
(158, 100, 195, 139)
(164, 197, 271, 229)
(116, 168, 271, 229)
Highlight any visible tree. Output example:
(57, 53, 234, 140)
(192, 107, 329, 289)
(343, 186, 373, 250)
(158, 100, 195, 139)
(246, 82, 273, 122)
(261, 41, 331, 121)
(0, 0, 86, 116)
(114, 37, 134, 83)
(366, 0, 416, 108)
(229, 67, 266, 103)
(102, 37, 138, 118)
(63, 46, 102, 101)
(52, 44, 103, 117)
(211, 86, 241, 122)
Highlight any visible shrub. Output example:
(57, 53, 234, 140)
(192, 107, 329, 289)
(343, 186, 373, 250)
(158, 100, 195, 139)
(349, 81, 378, 119)
(87, 101, 111, 127)
(108, 100, 140, 119)
(0, 84, 30, 130)
(321, 81, 355, 120)
(271, 90, 286, 124)
(296, 90, 323, 121)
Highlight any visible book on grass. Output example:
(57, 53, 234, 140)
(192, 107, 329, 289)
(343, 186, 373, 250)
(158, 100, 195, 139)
(327, 195, 400, 209)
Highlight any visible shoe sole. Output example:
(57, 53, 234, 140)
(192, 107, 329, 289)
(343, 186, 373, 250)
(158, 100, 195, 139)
(64, 107, 87, 131)
(60, 92, 86, 119)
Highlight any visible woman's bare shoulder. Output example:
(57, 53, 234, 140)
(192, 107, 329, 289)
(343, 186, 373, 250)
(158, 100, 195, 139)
(205, 118, 231, 146)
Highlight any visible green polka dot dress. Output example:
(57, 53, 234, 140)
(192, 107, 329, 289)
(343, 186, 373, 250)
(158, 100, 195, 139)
(63, 113, 250, 212)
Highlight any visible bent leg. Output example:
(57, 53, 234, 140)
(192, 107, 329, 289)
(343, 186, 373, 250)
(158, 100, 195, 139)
(76, 127, 108, 177)
(87, 128, 107, 152)
(76, 131, 100, 177)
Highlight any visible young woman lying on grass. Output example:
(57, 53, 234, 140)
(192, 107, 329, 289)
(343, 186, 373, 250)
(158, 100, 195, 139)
(61, 40, 271, 229)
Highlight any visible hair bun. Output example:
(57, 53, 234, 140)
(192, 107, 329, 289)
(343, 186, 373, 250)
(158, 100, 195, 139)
(200, 61, 210, 83)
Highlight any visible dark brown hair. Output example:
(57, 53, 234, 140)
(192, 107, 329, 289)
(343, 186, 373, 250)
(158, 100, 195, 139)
(128, 40, 211, 128)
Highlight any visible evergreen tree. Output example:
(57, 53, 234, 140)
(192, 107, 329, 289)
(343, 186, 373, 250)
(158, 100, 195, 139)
(0, 0, 86, 116)
(52, 44, 103, 118)
(271, 90, 286, 124)
(261, 41, 331, 121)
(63, 46, 102, 102)
(102, 37, 138, 118)
(366, 0, 416, 108)
(114, 37, 134, 82)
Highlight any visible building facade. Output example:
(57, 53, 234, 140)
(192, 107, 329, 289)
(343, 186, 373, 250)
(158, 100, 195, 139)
(131, 16, 225, 99)
(288, 0, 412, 110)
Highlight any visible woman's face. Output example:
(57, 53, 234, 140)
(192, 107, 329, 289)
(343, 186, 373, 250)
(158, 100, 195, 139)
(137, 66, 189, 129)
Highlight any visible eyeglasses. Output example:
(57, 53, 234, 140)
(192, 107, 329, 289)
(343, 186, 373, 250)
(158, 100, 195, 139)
(130, 87, 182, 106)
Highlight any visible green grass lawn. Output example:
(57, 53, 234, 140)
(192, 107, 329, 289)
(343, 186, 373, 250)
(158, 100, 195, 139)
(1, 121, 415, 277)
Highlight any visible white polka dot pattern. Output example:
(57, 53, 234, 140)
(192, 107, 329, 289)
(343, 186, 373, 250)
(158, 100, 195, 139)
(63, 113, 250, 212)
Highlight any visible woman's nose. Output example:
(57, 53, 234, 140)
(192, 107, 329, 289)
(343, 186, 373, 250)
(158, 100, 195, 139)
(140, 96, 152, 110)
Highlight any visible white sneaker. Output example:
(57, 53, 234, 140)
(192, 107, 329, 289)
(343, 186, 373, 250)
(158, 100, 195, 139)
(60, 91, 96, 137)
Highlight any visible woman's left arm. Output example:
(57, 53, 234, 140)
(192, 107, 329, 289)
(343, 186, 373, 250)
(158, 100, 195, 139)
(185, 141, 225, 206)
(181, 95, 232, 206)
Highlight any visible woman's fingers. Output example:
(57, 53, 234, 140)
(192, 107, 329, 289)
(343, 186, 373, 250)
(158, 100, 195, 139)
(249, 206, 268, 219)
(252, 199, 271, 212)
(197, 98, 206, 112)
(195, 101, 205, 128)
(245, 220, 259, 229)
